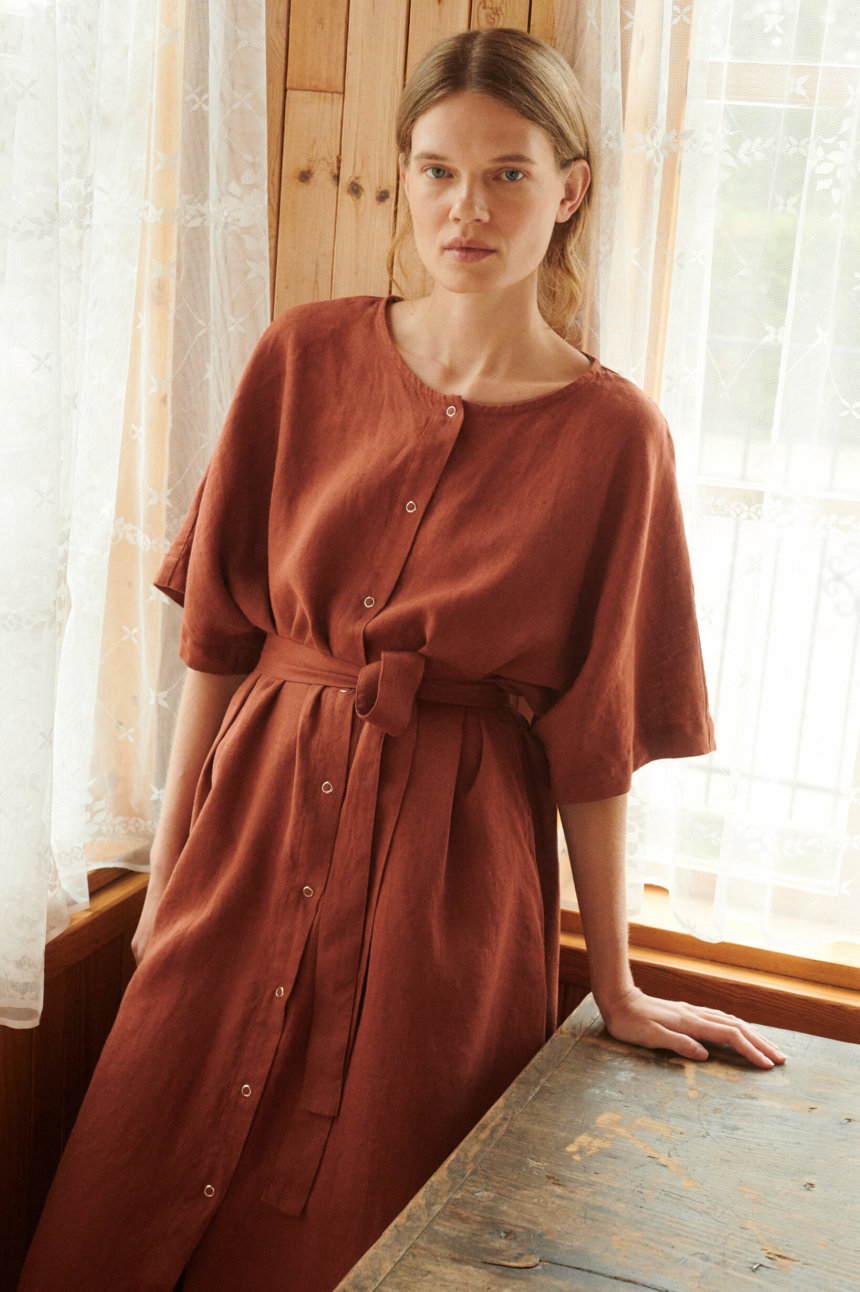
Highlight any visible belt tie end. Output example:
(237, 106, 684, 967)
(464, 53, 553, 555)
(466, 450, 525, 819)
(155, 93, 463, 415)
(355, 650, 426, 737)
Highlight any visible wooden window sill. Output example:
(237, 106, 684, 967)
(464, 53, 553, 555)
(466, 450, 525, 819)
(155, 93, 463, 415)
(45, 872, 149, 982)
(561, 886, 860, 1044)
(561, 884, 860, 992)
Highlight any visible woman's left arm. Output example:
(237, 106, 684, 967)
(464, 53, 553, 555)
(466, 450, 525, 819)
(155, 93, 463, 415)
(559, 795, 786, 1069)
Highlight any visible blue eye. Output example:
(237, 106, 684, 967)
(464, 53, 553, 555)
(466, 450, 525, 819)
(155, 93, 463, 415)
(426, 166, 449, 179)
(420, 166, 526, 182)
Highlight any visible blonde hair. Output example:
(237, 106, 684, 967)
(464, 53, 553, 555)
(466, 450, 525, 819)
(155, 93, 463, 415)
(387, 27, 598, 339)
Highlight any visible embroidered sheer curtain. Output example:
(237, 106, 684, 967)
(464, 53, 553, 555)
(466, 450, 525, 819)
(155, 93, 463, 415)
(0, 0, 269, 1027)
(556, 0, 860, 954)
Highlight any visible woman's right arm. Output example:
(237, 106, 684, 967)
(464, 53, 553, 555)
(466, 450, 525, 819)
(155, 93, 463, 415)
(131, 667, 251, 966)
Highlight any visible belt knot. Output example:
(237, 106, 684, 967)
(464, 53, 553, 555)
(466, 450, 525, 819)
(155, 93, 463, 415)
(355, 651, 426, 737)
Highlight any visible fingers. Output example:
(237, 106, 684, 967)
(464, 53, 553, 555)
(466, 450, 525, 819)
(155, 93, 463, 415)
(648, 1022, 708, 1061)
(678, 1016, 784, 1068)
(687, 1008, 787, 1064)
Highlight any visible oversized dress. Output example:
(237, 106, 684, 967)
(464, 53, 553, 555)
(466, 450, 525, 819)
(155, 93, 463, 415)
(19, 294, 716, 1292)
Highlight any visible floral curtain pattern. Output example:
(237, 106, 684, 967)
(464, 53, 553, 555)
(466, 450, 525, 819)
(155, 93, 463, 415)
(557, 0, 860, 954)
(0, 0, 269, 1027)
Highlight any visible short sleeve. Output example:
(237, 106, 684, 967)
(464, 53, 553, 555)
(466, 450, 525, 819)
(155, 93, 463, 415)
(530, 414, 716, 805)
(152, 322, 284, 674)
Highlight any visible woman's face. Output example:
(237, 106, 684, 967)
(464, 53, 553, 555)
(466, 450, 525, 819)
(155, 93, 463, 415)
(399, 89, 590, 298)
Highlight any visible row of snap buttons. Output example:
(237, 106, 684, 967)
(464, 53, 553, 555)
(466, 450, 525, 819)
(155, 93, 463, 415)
(363, 487, 425, 611)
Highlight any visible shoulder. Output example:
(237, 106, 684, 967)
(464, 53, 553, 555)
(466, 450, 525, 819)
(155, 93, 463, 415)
(262, 294, 382, 358)
(588, 361, 676, 469)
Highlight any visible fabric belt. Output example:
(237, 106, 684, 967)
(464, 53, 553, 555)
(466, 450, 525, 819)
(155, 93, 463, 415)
(253, 633, 514, 1210)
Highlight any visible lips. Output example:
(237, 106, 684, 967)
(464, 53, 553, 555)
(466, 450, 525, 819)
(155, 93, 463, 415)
(445, 240, 493, 250)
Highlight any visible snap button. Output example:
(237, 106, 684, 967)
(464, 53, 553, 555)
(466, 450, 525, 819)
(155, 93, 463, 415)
(204, 1184, 215, 1198)
(405, 500, 417, 512)
(364, 595, 375, 608)
(321, 781, 333, 793)
(302, 885, 314, 898)
(241, 1084, 252, 1097)
(275, 986, 284, 998)
(446, 405, 456, 416)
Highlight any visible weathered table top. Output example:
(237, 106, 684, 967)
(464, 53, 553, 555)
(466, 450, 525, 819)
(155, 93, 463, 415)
(336, 993, 859, 1291)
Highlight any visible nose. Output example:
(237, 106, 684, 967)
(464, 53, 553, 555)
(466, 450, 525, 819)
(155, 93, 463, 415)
(449, 178, 489, 223)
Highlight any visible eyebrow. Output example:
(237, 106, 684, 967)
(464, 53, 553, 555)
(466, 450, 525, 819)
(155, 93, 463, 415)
(412, 151, 537, 165)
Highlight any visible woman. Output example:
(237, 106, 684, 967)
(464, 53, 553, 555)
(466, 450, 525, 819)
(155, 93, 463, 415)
(20, 27, 785, 1292)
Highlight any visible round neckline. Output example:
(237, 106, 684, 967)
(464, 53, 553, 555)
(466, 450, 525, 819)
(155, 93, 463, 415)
(376, 294, 603, 413)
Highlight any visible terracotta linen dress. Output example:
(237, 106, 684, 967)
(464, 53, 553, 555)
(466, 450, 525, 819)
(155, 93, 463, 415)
(19, 294, 716, 1292)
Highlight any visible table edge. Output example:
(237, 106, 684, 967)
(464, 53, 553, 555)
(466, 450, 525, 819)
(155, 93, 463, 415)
(334, 993, 605, 1291)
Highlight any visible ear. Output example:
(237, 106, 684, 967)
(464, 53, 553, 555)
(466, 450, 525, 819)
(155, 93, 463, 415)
(556, 158, 590, 224)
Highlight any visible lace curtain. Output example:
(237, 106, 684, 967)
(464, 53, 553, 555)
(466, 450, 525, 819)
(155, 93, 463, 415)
(557, 0, 860, 954)
(0, 0, 269, 1027)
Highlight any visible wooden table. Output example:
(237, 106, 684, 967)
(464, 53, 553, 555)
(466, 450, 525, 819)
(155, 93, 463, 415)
(337, 994, 860, 1290)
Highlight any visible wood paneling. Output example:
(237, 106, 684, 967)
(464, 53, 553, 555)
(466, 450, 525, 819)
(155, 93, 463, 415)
(286, 0, 349, 91)
(274, 90, 344, 312)
(266, 0, 291, 311)
(331, 0, 410, 299)
(1, 926, 139, 1289)
(404, 0, 470, 82)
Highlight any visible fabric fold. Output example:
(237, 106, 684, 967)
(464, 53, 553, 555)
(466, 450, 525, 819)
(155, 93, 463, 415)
(253, 633, 513, 1211)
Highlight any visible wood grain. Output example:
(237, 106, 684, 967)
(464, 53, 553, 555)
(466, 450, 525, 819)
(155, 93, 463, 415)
(285, 0, 349, 92)
(332, 0, 410, 298)
(470, 0, 529, 32)
(404, 0, 470, 83)
(1, 926, 139, 1289)
(43, 872, 148, 982)
(274, 89, 344, 312)
(265, 0, 291, 311)
(338, 994, 860, 1291)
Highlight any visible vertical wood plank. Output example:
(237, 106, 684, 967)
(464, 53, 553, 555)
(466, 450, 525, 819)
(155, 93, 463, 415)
(404, 0, 470, 83)
(266, 0, 291, 317)
(332, 0, 410, 299)
(528, 0, 555, 43)
(274, 90, 345, 312)
(61, 938, 124, 1146)
(27, 970, 67, 1241)
(556, 980, 590, 1029)
(470, 0, 530, 31)
(286, 0, 349, 92)
(0, 1022, 34, 1291)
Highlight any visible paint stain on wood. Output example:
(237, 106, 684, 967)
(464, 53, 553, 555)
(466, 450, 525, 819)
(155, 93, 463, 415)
(566, 1111, 698, 1190)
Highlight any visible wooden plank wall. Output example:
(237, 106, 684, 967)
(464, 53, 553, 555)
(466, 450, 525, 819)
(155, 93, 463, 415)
(1, 926, 141, 1291)
(271, 0, 554, 315)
